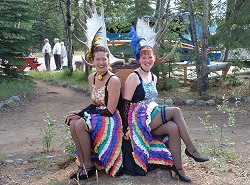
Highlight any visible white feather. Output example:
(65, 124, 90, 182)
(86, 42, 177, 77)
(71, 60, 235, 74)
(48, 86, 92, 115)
(136, 18, 157, 48)
(84, 6, 124, 65)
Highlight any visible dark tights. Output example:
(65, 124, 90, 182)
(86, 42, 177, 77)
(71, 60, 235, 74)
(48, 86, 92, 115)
(151, 107, 201, 176)
(69, 119, 92, 170)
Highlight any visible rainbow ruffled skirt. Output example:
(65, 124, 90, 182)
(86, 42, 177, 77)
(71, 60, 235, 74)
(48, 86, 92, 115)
(128, 101, 174, 172)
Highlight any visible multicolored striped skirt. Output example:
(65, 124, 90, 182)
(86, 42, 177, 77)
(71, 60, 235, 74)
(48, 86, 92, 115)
(76, 110, 123, 177)
(128, 101, 174, 172)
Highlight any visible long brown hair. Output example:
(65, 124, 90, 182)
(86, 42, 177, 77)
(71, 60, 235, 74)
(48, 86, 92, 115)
(92, 45, 112, 71)
(139, 45, 155, 58)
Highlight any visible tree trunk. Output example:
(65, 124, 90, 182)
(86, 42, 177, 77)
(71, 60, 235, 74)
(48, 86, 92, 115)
(223, 0, 236, 62)
(199, 0, 209, 97)
(155, 0, 169, 30)
(187, 0, 198, 53)
(188, 0, 209, 97)
(66, 0, 73, 71)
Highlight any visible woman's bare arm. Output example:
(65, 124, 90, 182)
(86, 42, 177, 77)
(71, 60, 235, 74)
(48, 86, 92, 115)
(88, 73, 97, 105)
(123, 73, 140, 101)
(106, 76, 121, 114)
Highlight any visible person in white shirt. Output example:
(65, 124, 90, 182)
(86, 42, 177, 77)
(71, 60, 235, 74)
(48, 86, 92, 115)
(42, 38, 51, 71)
(53, 38, 62, 70)
(60, 42, 67, 68)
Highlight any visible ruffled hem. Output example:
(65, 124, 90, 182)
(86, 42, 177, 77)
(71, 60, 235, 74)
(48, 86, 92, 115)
(128, 101, 173, 173)
(76, 110, 123, 177)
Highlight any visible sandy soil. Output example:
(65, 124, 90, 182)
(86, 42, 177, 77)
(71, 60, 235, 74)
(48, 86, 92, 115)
(0, 81, 249, 185)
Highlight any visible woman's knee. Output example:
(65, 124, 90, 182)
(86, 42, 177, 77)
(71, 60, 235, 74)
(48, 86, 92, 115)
(69, 120, 77, 132)
(167, 107, 182, 117)
(174, 107, 182, 115)
(75, 119, 86, 134)
(166, 121, 179, 134)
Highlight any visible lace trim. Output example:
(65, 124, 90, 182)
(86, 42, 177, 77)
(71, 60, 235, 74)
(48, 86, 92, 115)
(91, 85, 106, 106)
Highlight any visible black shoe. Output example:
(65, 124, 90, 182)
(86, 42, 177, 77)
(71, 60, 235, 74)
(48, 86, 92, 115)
(70, 165, 96, 180)
(70, 166, 83, 179)
(171, 165, 191, 183)
(185, 148, 209, 162)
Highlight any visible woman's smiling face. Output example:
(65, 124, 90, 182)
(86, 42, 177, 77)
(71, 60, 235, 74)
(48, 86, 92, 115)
(139, 48, 155, 71)
(93, 51, 109, 74)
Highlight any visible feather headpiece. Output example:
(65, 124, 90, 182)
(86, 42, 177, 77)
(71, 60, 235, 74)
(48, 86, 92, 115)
(74, 5, 125, 66)
(85, 27, 103, 62)
(129, 17, 179, 64)
(128, 27, 144, 62)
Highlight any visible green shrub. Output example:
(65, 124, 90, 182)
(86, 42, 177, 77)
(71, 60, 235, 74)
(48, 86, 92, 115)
(199, 96, 241, 160)
(41, 112, 56, 152)
(0, 152, 6, 163)
(60, 124, 75, 161)
(225, 69, 244, 86)
(219, 148, 239, 163)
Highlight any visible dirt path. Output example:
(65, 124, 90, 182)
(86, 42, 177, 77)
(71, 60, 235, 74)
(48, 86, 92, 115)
(0, 81, 249, 185)
(0, 81, 91, 157)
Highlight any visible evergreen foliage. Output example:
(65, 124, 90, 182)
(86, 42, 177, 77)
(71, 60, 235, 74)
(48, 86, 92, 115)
(94, 0, 154, 32)
(213, 0, 250, 49)
(29, 0, 65, 51)
(0, 0, 35, 77)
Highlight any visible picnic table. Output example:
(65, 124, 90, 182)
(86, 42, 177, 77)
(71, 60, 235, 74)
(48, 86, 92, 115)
(0, 57, 41, 71)
(17, 57, 41, 71)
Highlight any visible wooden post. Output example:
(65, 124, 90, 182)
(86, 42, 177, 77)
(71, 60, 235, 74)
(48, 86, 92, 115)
(184, 66, 187, 84)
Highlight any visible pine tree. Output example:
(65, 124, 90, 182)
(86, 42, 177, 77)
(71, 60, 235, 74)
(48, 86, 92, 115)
(0, 0, 35, 77)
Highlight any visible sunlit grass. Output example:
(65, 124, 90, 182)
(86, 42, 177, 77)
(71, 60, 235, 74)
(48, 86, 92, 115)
(0, 75, 34, 100)
(0, 152, 6, 163)
(33, 50, 85, 58)
(29, 69, 89, 88)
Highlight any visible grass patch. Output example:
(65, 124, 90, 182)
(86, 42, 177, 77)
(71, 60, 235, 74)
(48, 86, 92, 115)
(209, 81, 250, 98)
(0, 75, 35, 100)
(160, 87, 200, 100)
(33, 50, 85, 58)
(159, 78, 249, 100)
(29, 69, 89, 88)
(219, 147, 239, 163)
(36, 156, 52, 169)
(0, 152, 6, 163)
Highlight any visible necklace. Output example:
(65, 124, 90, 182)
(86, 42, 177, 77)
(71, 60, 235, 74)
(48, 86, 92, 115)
(97, 71, 108, 80)
(140, 66, 150, 73)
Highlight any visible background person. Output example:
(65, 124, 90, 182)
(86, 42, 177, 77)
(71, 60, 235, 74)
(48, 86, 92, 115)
(42, 38, 51, 71)
(53, 38, 61, 70)
(60, 42, 67, 68)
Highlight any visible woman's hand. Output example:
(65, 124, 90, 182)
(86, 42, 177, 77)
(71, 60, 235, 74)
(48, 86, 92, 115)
(67, 110, 80, 114)
(64, 112, 80, 125)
